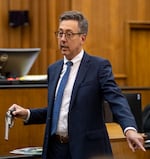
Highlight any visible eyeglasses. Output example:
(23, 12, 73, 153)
(55, 31, 83, 39)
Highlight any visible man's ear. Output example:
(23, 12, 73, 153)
(81, 34, 87, 42)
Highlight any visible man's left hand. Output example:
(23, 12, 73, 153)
(125, 129, 146, 152)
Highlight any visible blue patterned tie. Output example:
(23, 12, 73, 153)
(51, 61, 73, 135)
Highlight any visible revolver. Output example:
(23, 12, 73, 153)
(5, 109, 15, 140)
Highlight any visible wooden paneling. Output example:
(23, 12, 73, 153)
(126, 22, 150, 86)
(71, 0, 150, 86)
(0, 88, 47, 155)
(0, 87, 149, 158)
(0, 0, 9, 47)
(106, 123, 150, 159)
(0, 0, 150, 86)
(0, 0, 150, 80)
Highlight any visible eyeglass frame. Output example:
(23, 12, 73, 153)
(55, 31, 84, 39)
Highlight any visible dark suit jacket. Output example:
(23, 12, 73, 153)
(27, 52, 137, 159)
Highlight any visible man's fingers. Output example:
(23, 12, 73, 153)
(127, 137, 146, 152)
(127, 139, 135, 152)
(136, 140, 146, 151)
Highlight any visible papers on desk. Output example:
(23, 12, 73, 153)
(145, 140, 150, 144)
(10, 147, 43, 155)
(145, 140, 150, 149)
(19, 75, 47, 81)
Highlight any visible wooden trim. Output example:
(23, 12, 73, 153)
(128, 21, 150, 29)
(114, 74, 127, 79)
(106, 123, 125, 141)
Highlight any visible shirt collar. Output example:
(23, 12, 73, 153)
(64, 49, 84, 65)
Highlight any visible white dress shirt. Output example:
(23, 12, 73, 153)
(56, 50, 84, 136)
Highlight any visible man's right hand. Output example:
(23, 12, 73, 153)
(9, 104, 29, 120)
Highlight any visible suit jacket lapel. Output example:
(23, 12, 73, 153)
(48, 53, 91, 111)
(47, 61, 63, 112)
(69, 52, 90, 110)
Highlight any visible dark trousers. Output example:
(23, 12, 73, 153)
(47, 136, 71, 159)
(47, 136, 114, 159)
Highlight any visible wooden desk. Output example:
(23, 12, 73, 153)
(0, 84, 47, 156)
(0, 154, 41, 159)
(106, 123, 125, 140)
(106, 123, 150, 159)
(0, 84, 150, 159)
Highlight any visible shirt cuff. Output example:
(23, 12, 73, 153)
(124, 127, 137, 135)
(24, 109, 30, 123)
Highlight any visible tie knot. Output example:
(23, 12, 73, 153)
(66, 61, 73, 67)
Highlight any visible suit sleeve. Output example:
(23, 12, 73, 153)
(99, 59, 137, 131)
(25, 107, 47, 124)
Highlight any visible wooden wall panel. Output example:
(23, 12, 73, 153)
(0, 87, 149, 157)
(32, 2, 47, 70)
(71, 0, 127, 75)
(71, 0, 150, 86)
(0, 0, 150, 86)
(126, 23, 150, 87)
(0, 0, 9, 47)
(51, 0, 72, 61)
(77, 0, 150, 86)
(0, 88, 47, 155)
(9, 0, 22, 47)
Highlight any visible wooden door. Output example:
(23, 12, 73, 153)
(126, 23, 150, 87)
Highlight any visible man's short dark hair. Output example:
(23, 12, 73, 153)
(59, 10, 88, 34)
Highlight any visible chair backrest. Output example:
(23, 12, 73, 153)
(142, 104, 150, 133)
(103, 93, 143, 133)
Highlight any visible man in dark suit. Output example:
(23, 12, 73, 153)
(9, 10, 145, 159)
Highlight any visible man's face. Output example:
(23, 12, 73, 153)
(57, 20, 86, 60)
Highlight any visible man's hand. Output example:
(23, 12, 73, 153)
(9, 104, 29, 120)
(125, 129, 146, 152)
